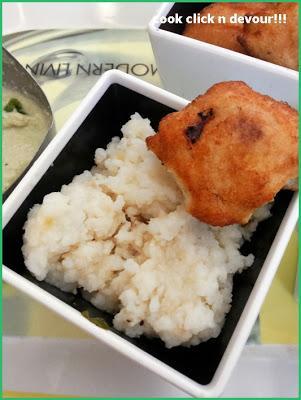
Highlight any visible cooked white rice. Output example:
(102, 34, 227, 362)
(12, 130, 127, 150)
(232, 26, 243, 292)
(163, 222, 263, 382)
(22, 113, 270, 348)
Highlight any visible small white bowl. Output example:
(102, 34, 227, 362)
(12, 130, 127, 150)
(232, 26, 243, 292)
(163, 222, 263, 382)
(148, 3, 299, 107)
(2, 70, 298, 397)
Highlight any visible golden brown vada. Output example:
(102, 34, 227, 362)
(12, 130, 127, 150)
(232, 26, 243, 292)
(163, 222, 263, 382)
(146, 82, 298, 226)
(183, 3, 269, 54)
(238, 3, 298, 70)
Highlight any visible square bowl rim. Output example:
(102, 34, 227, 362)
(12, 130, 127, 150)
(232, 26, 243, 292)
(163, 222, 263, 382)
(148, 2, 299, 79)
(2, 69, 299, 397)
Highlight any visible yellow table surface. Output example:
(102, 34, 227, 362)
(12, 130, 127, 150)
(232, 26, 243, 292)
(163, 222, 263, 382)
(260, 230, 298, 344)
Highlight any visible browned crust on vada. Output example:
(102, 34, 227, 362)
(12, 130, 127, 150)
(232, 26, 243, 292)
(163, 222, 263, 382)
(146, 81, 298, 226)
(183, 3, 269, 54)
(238, 3, 298, 70)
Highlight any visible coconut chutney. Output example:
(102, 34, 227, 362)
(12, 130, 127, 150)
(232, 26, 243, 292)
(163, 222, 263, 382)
(3, 88, 49, 192)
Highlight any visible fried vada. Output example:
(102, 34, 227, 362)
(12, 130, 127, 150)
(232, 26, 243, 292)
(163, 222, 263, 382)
(238, 3, 298, 70)
(183, 3, 269, 54)
(146, 82, 298, 226)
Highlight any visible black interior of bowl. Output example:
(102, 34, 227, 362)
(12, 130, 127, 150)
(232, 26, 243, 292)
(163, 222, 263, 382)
(159, 3, 211, 35)
(3, 83, 292, 385)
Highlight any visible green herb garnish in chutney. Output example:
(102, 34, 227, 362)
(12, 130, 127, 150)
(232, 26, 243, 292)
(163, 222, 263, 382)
(4, 98, 27, 115)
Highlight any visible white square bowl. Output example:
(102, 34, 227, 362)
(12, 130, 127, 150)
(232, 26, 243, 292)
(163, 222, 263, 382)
(148, 3, 299, 107)
(2, 70, 298, 397)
